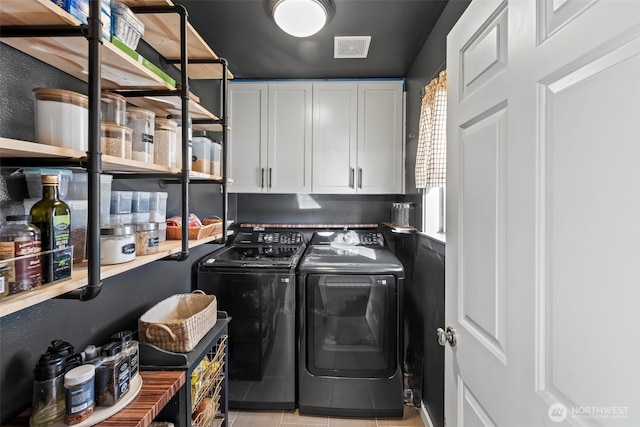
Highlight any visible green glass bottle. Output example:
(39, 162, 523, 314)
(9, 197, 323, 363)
(30, 175, 72, 283)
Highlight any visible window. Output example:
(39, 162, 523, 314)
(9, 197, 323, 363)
(415, 71, 447, 240)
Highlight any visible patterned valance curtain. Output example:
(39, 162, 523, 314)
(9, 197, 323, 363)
(415, 70, 447, 188)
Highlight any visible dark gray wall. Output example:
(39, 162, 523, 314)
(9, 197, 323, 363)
(401, 1, 470, 426)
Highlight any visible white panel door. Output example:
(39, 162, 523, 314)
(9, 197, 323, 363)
(446, 0, 640, 426)
(312, 82, 358, 193)
(357, 81, 404, 194)
(228, 83, 268, 192)
(268, 83, 313, 193)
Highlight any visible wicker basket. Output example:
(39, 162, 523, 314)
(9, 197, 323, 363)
(166, 217, 223, 240)
(138, 291, 217, 352)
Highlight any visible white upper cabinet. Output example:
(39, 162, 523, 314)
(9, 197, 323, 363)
(228, 83, 268, 192)
(313, 81, 404, 194)
(229, 82, 312, 193)
(230, 80, 404, 194)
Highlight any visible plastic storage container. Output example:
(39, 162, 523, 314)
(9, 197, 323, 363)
(100, 226, 135, 265)
(24, 168, 73, 200)
(101, 92, 127, 125)
(67, 170, 88, 200)
(67, 200, 88, 264)
(149, 192, 168, 222)
(135, 223, 159, 256)
(130, 212, 150, 224)
(158, 221, 167, 242)
(131, 191, 150, 213)
(101, 122, 132, 159)
(169, 115, 192, 170)
(192, 136, 211, 174)
(109, 213, 133, 226)
(126, 107, 155, 163)
(210, 141, 221, 177)
(64, 364, 95, 425)
(154, 118, 177, 168)
(33, 88, 88, 150)
(110, 191, 133, 214)
(100, 174, 113, 227)
(111, 1, 144, 50)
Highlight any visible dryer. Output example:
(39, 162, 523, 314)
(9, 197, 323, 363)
(297, 230, 404, 417)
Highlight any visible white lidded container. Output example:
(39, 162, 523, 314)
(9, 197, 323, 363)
(100, 225, 136, 265)
(24, 168, 73, 200)
(154, 118, 177, 168)
(149, 192, 168, 222)
(100, 174, 113, 227)
(126, 107, 155, 163)
(101, 122, 132, 159)
(110, 190, 133, 214)
(210, 142, 221, 177)
(33, 88, 88, 150)
(191, 135, 211, 174)
(101, 92, 127, 126)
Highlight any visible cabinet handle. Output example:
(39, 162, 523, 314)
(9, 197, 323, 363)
(268, 168, 272, 189)
(349, 167, 355, 188)
(358, 168, 363, 189)
(261, 168, 265, 188)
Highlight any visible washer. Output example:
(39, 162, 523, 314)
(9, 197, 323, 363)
(197, 228, 306, 409)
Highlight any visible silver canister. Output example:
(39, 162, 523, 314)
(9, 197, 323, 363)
(391, 202, 414, 227)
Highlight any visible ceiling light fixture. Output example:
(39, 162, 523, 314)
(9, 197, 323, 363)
(269, 0, 333, 38)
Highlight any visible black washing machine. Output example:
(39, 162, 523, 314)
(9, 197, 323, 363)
(297, 230, 404, 417)
(197, 228, 306, 409)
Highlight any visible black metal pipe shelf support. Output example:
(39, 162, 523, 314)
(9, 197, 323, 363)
(57, 0, 103, 301)
(0, 25, 87, 38)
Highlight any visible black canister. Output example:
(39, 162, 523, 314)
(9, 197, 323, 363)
(30, 354, 66, 427)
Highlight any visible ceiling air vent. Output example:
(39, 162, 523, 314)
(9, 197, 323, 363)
(334, 36, 371, 59)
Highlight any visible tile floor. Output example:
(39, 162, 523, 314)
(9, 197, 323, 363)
(227, 406, 425, 427)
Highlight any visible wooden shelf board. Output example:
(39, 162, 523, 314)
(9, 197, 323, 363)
(0, 137, 86, 159)
(121, 94, 220, 123)
(0, 0, 80, 27)
(1, 36, 173, 91)
(0, 138, 230, 182)
(0, 233, 228, 318)
(121, 0, 234, 80)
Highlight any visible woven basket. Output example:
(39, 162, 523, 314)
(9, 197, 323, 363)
(138, 291, 217, 352)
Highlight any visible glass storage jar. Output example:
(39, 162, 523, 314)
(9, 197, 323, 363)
(100, 92, 127, 126)
(0, 214, 42, 294)
(101, 122, 133, 159)
(100, 226, 136, 265)
(33, 88, 88, 150)
(135, 223, 159, 256)
(154, 118, 177, 168)
(126, 106, 155, 163)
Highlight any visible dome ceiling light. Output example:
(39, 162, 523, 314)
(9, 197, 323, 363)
(269, 0, 334, 38)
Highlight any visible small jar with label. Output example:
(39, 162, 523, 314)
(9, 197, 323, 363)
(111, 331, 139, 379)
(0, 263, 9, 299)
(95, 342, 130, 406)
(0, 215, 42, 294)
(64, 364, 95, 425)
(100, 226, 136, 265)
(135, 223, 159, 256)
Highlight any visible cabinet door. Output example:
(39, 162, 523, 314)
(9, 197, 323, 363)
(312, 82, 358, 194)
(268, 83, 313, 193)
(357, 81, 404, 194)
(228, 83, 268, 193)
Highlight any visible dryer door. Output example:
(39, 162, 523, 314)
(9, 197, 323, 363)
(306, 274, 397, 378)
